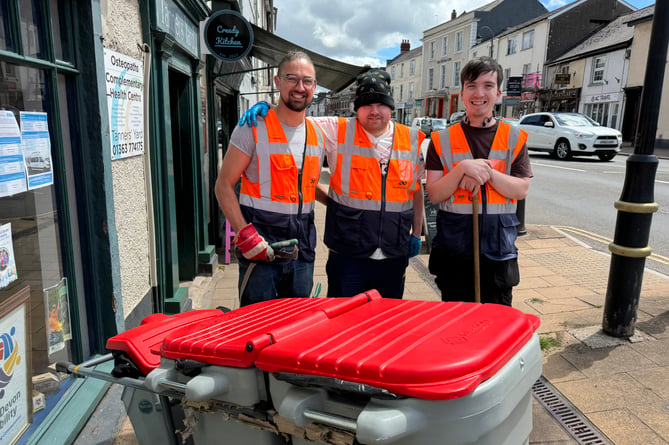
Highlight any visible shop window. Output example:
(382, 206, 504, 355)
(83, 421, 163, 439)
(0, 2, 14, 51)
(610, 103, 619, 129)
(50, 0, 72, 63)
(0, 2, 82, 428)
(19, 0, 46, 59)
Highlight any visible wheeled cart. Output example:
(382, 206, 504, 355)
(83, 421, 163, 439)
(60, 290, 541, 445)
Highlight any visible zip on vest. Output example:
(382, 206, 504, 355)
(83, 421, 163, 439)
(296, 130, 308, 219)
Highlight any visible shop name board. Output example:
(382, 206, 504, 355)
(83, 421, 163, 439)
(539, 88, 580, 101)
(554, 73, 571, 85)
(204, 10, 254, 62)
(155, 0, 199, 57)
(588, 93, 619, 102)
(506, 77, 522, 96)
(521, 91, 535, 101)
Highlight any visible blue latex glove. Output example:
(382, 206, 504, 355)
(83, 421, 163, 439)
(409, 235, 422, 258)
(238, 101, 270, 127)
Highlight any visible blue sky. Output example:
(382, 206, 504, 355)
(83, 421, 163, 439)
(273, 0, 656, 67)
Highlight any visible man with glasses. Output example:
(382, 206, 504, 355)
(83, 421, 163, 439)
(215, 51, 326, 306)
(240, 69, 425, 299)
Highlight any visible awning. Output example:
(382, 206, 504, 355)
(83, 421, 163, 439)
(249, 24, 369, 92)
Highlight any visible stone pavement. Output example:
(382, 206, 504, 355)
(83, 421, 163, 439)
(109, 218, 669, 445)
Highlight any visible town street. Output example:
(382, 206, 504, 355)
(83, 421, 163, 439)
(525, 152, 669, 276)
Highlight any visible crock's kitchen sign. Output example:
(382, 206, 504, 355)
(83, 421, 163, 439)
(204, 10, 253, 62)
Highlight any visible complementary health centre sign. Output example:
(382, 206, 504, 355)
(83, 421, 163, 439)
(204, 10, 254, 62)
(104, 49, 145, 160)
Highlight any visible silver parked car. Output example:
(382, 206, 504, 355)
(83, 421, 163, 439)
(518, 112, 622, 161)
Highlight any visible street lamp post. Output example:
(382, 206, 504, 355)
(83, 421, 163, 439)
(602, 0, 668, 338)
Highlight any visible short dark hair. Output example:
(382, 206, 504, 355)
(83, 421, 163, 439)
(461, 56, 503, 89)
(277, 50, 314, 77)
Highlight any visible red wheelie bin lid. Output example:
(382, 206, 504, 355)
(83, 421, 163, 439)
(159, 291, 540, 400)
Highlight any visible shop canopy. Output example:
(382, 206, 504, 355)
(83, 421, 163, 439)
(248, 24, 370, 92)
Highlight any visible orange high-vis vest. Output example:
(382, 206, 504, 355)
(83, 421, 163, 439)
(432, 121, 527, 214)
(240, 109, 325, 214)
(324, 118, 424, 258)
(238, 109, 325, 262)
(328, 118, 424, 211)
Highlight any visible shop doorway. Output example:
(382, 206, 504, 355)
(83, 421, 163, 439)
(169, 69, 197, 281)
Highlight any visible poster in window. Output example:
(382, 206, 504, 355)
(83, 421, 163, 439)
(0, 287, 32, 444)
(44, 278, 71, 354)
(0, 224, 17, 290)
(20, 112, 53, 190)
(0, 110, 27, 198)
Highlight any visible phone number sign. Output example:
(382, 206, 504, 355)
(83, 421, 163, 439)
(204, 10, 254, 62)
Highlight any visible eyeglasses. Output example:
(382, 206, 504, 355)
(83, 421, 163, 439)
(280, 75, 316, 88)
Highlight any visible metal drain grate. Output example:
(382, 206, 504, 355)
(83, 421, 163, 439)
(532, 377, 612, 445)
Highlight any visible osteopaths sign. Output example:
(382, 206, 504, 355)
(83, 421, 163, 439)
(204, 10, 254, 62)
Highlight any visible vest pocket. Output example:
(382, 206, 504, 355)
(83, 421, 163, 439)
(333, 206, 364, 246)
(482, 213, 519, 259)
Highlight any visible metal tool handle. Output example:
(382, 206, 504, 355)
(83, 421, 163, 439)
(303, 409, 357, 432)
(473, 191, 481, 303)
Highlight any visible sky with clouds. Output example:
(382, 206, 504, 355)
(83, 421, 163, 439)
(272, 0, 656, 68)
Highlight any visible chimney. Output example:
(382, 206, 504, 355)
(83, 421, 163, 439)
(400, 40, 410, 53)
(451, 9, 457, 19)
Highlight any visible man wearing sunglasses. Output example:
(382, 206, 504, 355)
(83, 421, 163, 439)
(215, 51, 326, 306)
(240, 69, 425, 299)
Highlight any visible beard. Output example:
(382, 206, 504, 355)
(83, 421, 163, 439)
(281, 91, 310, 112)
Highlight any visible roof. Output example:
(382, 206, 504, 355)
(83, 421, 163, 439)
(497, 0, 637, 39)
(248, 24, 370, 92)
(386, 46, 423, 65)
(548, 5, 654, 64)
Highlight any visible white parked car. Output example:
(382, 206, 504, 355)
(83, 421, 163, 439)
(518, 112, 622, 161)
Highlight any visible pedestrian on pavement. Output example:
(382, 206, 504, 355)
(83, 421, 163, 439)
(425, 56, 532, 305)
(214, 50, 326, 306)
(240, 69, 426, 299)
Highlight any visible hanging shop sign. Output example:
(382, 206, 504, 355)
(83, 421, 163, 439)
(204, 10, 254, 62)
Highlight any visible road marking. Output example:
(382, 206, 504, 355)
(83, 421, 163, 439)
(532, 163, 586, 172)
(555, 225, 669, 265)
(657, 180, 669, 184)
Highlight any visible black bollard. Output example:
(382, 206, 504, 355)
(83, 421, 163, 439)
(516, 198, 527, 236)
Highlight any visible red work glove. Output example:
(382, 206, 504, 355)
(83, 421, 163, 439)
(233, 223, 275, 261)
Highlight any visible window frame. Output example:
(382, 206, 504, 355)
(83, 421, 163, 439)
(521, 30, 534, 51)
(507, 37, 517, 55)
(592, 56, 606, 83)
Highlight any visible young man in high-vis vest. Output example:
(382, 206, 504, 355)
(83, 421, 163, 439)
(239, 69, 426, 299)
(425, 57, 533, 306)
(214, 51, 326, 307)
